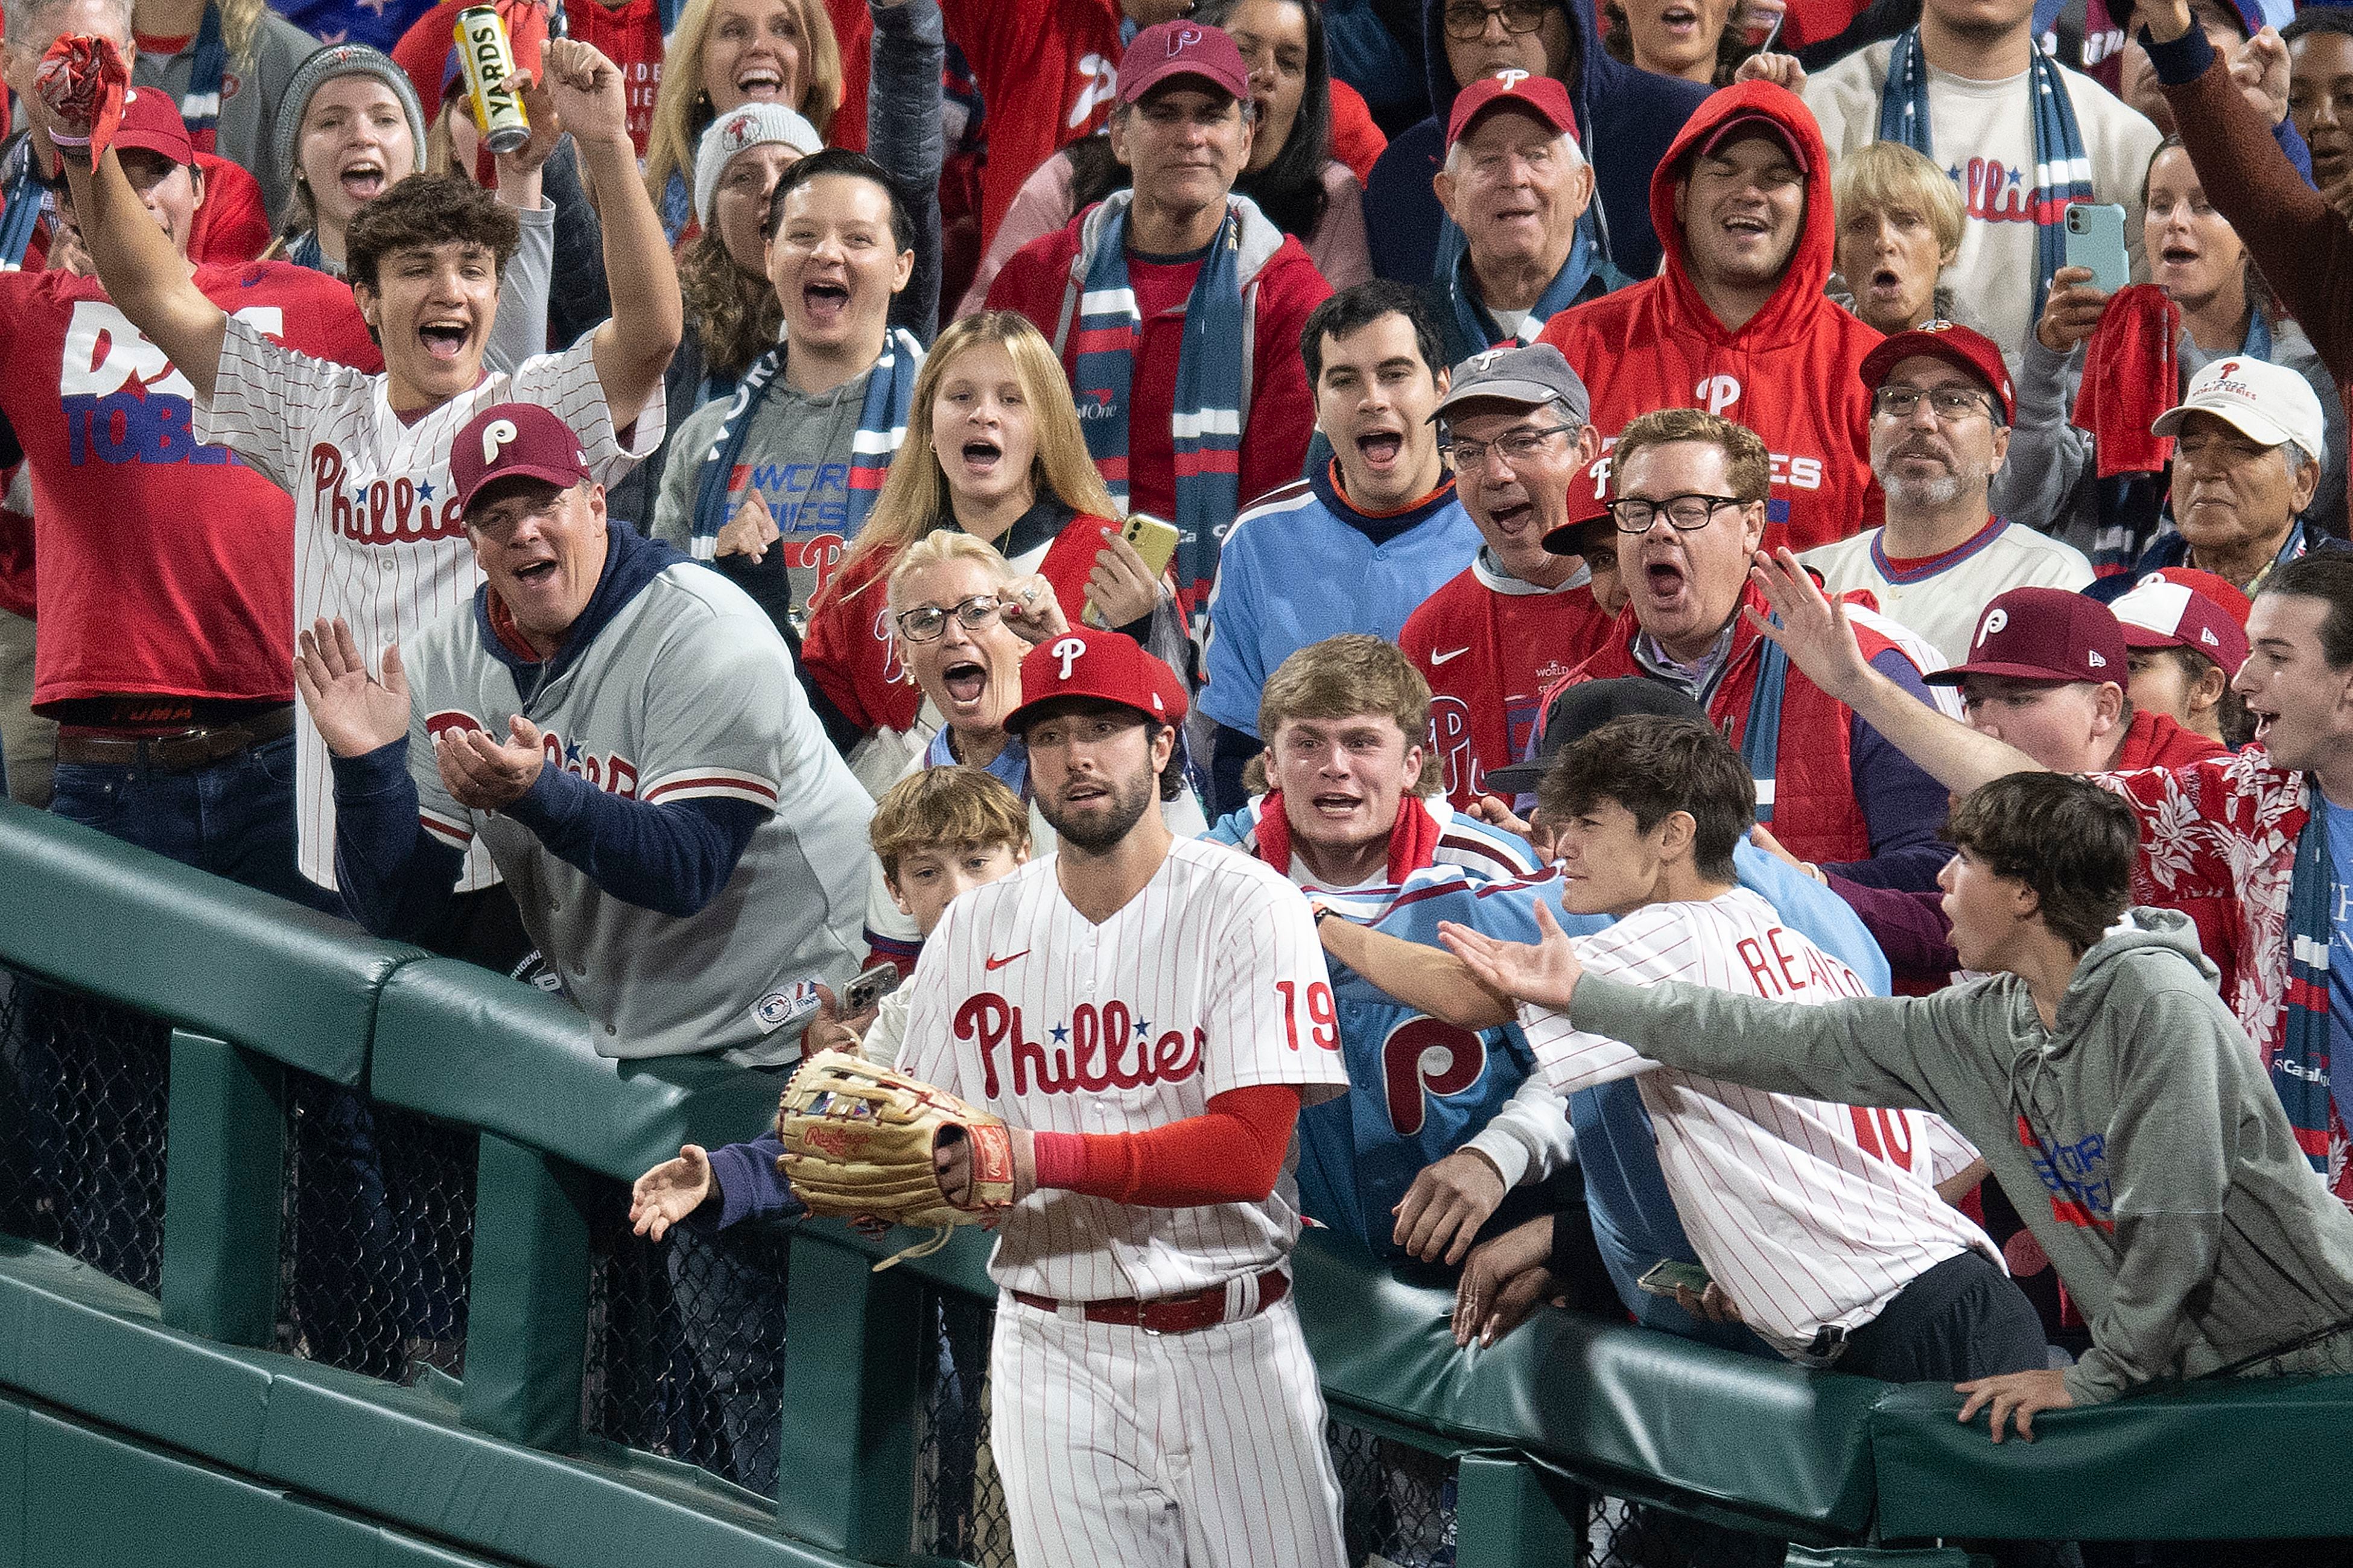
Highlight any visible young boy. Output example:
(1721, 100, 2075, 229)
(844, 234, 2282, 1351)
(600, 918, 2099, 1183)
(1444, 769, 2353, 1439)
(628, 765, 1030, 1236)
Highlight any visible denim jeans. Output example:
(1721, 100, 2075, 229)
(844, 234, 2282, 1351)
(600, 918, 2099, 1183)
(47, 730, 344, 915)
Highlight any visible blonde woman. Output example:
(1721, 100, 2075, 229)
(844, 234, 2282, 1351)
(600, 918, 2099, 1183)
(131, 0, 320, 224)
(1827, 141, 1969, 338)
(643, 0, 845, 243)
(801, 309, 1182, 755)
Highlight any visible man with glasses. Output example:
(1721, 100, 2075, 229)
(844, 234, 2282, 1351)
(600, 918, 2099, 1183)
(1536, 407, 1957, 887)
(1400, 343, 1616, 811)
(1803, 324, 2093, 663)
(1363, 0, 1710, 288)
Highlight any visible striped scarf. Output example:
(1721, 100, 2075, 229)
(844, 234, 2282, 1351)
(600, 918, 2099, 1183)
(1444, 219, 1603, 357)
(172, 2, 230, 151)
(1876, 25, 2089, 322)
(0, 137, 49, 270)
(687, 326, 923, 559)
(1072, 199, 1245, 627)
(2281, 786, 2336, 1175)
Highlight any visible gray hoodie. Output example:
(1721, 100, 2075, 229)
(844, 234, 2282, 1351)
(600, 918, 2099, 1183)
(1567, 908, 2353, 1403)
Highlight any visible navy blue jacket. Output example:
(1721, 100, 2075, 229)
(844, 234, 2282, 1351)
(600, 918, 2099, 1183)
(1361, 0, 1712, 288)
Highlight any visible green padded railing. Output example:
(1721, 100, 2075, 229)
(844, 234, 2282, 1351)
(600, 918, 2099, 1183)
(2, 796, 2352, 1565)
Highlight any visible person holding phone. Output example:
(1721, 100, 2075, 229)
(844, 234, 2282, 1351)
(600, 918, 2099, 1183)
(799, 310, 1186, 780)
(2001, 136, 2349, 566)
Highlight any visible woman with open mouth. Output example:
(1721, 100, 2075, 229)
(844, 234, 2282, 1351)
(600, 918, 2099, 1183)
(957, 0, 1375, 314)
(640, 0, 846, 245)
(2003, 134, 2349, 567)
(1602, 0, 1767, 86)
(802, 310, 1189, 786)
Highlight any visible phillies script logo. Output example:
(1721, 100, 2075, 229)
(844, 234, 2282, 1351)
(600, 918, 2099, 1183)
(424, 713, 640, 796)
(312, 443, 467, 545)
(1383, 1016, 1488, 1137)
(957, 991, 1203, 1099)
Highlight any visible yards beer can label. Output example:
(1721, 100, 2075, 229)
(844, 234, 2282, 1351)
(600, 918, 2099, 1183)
(455, 5, 532, 155)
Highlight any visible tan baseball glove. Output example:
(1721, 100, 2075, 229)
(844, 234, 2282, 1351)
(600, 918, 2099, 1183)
(775, 1050, 1016, 1269)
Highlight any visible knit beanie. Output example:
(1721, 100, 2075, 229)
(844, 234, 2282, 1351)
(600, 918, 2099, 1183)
(274, 43, 429, 197)
(693, 103, 824, 228)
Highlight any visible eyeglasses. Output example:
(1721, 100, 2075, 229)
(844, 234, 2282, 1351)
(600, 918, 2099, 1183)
(895, 593, 1001, 644)
(1872, 384, 1996, 423)
(1444, 424, 1575, 474)
(1442, 0, 1553, 40)
(1608, 494, 1748, 533)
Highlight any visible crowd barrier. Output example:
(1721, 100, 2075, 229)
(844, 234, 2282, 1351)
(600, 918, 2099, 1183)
(0, 796, 2346, 1567)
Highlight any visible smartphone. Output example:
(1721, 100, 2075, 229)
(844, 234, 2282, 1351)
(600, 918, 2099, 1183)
(1083, 513, 1182, 627)
(2063, 202, 2130, 296)
(1636, 1259, 1714, 1299)
(842, 962, 903, 1016)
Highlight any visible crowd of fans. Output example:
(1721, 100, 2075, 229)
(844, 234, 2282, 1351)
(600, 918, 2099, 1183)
(10, 0, 2353, 1544)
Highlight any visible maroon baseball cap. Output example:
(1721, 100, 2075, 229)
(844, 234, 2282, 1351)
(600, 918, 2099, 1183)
(1444, 70, 1580, 153)
(451, 402, 594, 516)
(1859, 320, 2015, 424)
(113, 86, 194, 167)
(1118, 21, 1251, 106)
(1925, 586, 2129, 687)
(1005, 628, 1189, 733)
(2109, 572, 2252, 675)
(1695, 110, 1808, 175)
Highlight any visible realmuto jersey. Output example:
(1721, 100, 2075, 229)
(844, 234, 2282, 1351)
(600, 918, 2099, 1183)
(1523, 887, 2000, 1360)
(900, 837, 1352, 1301)
(194, 319, 664, 890)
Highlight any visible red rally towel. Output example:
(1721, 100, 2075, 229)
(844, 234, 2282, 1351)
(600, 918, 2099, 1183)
(34, 33, 129, 171)
(1251, 791, 1444, 886)
(2070, 283, 2180, 478)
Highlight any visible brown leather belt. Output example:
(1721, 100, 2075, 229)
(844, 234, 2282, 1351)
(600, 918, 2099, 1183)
(54, 706, 296, 772)
(1011, 1268, 1289, 1335)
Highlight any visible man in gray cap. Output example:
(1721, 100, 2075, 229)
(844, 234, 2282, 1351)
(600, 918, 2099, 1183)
(1400, 341, 1616, 813)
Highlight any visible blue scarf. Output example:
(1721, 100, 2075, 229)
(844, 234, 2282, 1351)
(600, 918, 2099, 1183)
(174, 2, 230, 145)
(1877, 25, 2089, 321)
(1444, 221, 1602, 356)
(686, 327, 923, 559)
(2281, 786, 2336, 1175)
(1741, 629, 1789, 826)
(1072, 199, 1245, 629)
(0, 138, 48, 269)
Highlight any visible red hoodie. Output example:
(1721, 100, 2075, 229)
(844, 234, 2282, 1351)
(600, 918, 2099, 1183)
(1538, 82, 1882, 555)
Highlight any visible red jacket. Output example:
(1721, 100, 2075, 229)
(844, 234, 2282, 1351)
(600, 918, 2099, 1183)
(1538, 82, 1882, 554)
(802, 514, 1113, 737)
(985, 195, 1330, 572)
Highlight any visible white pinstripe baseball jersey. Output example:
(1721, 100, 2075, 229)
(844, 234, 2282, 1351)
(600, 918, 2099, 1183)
(194, 317, 664, 891)
(898, 836, 1353, 1301)
(1522, 887, 2000, 1360)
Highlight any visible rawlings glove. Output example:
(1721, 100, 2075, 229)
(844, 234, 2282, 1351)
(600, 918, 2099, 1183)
(775, 1051, 1015, 1269)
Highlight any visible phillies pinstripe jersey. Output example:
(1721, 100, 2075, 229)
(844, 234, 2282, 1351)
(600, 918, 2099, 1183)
(898, 836, 1353, 1301)
(1523, 887, 2000, 1360)
(195, 318, 664, 892)
(401, 555, 869, 1062)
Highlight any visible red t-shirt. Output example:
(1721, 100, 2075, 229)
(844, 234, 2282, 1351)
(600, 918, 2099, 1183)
(1399, 559, 1613, 811)
(939, 0, 1120, 249)
(0, 263, 383, 708)
(566, 0, 664, 159)
(188, 151, 272, 264)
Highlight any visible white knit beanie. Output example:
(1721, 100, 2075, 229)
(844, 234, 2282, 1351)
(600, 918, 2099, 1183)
(693, 103, 824, 229)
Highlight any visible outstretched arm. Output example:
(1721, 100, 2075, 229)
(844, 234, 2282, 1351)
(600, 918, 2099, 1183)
(1748, 547, 2042, 796)
(1316, 907, 1514, 1030)
(547, 39, 682, 421)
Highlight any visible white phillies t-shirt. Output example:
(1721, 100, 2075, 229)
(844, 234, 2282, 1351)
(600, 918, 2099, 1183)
(1803, 519, 2096, 665)
(900, 836, 1351, 1302)
(1522, 886, 2000, 1360)
(195, 318, 664, 891)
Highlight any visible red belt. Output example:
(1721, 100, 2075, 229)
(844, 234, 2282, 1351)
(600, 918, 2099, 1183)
(1012, 1268, 1289, 1335)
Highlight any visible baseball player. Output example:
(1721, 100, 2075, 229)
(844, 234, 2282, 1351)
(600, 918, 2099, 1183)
(908, 625, 1353, 1567)
(48, 34, 681, 921)
(291, 402, 870, 1062)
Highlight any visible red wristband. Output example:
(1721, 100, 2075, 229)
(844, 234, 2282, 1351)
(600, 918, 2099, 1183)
(1030, 1129, 1087, 1192)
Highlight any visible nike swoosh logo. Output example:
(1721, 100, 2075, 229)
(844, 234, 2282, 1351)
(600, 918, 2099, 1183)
(1430, 647, 1470, 665)
(984, 950, 1030, 971)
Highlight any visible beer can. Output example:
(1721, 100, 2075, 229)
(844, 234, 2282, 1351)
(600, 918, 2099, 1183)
(454, 5, 532, 156)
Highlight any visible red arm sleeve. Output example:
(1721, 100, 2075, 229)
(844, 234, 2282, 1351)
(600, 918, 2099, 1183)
(1030, 1084, 1301, 1207)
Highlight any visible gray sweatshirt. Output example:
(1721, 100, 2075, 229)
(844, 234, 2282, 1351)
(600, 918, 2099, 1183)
(1567, 909, 2353, 1403)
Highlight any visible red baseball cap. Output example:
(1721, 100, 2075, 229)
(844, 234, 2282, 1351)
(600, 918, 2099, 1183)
(1859, 320, 2015, 424)
(113, 86, 193, 166)
(451, 402, 594, 515)
(1005, 628, 1189, 734)
(2109, 572, 2251, 675)
(1444, 70, 1580, 154)
(1118, 20, 1251, 106)
(1695, 110, 1808, 175)
(1926, 586, 2129, 687)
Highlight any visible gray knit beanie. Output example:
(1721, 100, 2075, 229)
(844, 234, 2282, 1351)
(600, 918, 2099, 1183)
(274, 43, 430, 203)
(693, 103, 824, 229)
